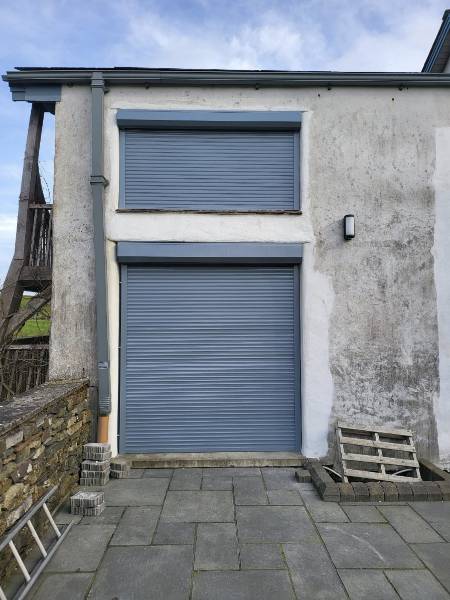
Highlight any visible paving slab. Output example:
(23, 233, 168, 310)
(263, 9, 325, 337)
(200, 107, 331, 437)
(411, 502, 450, 526)
(410, 503, 450, 541)
(233, 475, 268, 505)
(261, 468, 298, 490)
(102, 478, 169, 505)
(127, 468, 145, 478)
(31, 573, 93, 600)
(237, 506, 318, 543)
(170, 468, 203, 490)
(31, 467, 450, 600)
(385, 569, 450, 599)
(283, 541, 347, 599)
(338, 569, 398, 600)
(202, 467, 261, 477)
(54, 503, 82, 525)
(428, 521, 450, 542)
(46, 525, 115, 572)
(110, 506, 160, 545)
(301, 491, 349, 522)
(410, 543, 450, 592)
(318, 523, 422, 569)
(195, 523, 239, 570)
(143, 468, 174, 478)
(153, 522, 195, 545)
(378, 505, 444, 543)
(161, 491, 234, 522)
(202, 475, 233, 490)
(80, 506, 124, 525)
(87, 546, 193, 600)
(192, 570, 295, 600)
(267, 490, 303, 505)
(240, 543, 285, 569)
(342, 505, 386, 523)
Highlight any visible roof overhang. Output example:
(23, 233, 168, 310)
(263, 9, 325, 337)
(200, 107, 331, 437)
(423, 10, 450, 73)
(3, 68, 450, 99)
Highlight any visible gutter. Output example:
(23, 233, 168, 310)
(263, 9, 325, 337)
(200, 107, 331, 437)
(4, 69, 450, 88)
(90, 71, 111, 441)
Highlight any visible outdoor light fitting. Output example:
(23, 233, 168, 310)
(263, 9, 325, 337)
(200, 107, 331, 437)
(343, 214, 355, 240)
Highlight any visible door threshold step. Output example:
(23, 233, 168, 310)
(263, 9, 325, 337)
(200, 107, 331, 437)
(121, 452, 305, 469)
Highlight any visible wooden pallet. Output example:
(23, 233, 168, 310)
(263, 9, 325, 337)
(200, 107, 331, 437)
(336, 422, 421, 483)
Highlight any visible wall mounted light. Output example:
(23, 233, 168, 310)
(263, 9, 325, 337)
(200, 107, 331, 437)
(343, 214, 355, 240)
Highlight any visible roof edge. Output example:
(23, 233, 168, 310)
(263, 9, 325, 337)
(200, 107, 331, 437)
(4, 68, 450, 88)
(423, 10, 450, 73)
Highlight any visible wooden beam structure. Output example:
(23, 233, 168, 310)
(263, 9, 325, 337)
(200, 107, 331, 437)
(0, 103, 52, 347)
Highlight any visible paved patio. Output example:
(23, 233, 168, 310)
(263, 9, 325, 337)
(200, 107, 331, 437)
(29, 467, 450, 599)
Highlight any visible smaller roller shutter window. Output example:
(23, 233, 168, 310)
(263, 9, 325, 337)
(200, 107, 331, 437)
(120, 116, 300, 211)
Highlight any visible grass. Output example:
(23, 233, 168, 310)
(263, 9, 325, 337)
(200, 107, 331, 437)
(15, 295, 51, 339)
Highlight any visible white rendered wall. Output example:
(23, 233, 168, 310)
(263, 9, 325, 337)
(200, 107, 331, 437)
(433, 128, 450, 469)
(51, 84, 450, 461)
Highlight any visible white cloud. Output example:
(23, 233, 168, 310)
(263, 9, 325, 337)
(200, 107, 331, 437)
(327, 3, 444, 71)
(109, 0, 447, 72)
(111, 5, 322, 70)
(0, 163, 22, 182)
(0, 215, 17, 237)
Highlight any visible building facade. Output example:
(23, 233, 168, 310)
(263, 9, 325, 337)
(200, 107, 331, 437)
(3, 68, 450, 465)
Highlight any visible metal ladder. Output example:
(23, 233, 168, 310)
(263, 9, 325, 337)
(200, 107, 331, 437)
(0, 487, 73, 600)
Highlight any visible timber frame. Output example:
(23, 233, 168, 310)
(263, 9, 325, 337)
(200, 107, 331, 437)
(0, 103, 53, 348)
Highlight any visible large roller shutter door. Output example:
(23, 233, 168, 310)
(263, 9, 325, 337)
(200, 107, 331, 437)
(121, 265, 299, 452)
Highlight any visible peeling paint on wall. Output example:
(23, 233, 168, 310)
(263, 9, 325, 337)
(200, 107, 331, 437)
(314, 95, 442, 460)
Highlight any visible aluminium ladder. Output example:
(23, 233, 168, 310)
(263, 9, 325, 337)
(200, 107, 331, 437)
(0, 487, 73, 600)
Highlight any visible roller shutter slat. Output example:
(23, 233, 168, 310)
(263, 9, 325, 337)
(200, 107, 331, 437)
(122, 265, 298, 452)
(123, 130, 296, 210)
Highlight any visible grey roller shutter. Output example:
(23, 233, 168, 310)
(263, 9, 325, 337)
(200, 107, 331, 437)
(121, 130, 298, 210)
(121, 265, 299, 452)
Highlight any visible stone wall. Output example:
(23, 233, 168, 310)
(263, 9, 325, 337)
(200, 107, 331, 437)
(0, 380, 90, 578)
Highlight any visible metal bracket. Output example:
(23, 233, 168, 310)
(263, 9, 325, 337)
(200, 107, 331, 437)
(89, 175, 109, 187)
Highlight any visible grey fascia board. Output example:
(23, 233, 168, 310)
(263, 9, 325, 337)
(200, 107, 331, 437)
(116, 109, 302, 130)
(423, 11, 450, 72)
(4, 69, 450, 87)
(117, 242, 303, 264)
(10, 83, 61, 102)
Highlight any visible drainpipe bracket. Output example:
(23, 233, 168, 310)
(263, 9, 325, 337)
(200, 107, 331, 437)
(91, 72, 105, 88)
(90, 175, 109, 187)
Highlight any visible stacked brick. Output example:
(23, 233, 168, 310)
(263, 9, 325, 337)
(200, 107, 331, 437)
(71, 491, 105, 516)
(294, 469, 312, 483)
(80, 443, 111, 486)
(110, 458, 130, 479)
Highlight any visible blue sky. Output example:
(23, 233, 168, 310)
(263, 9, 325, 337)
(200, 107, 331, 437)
(0, 0, 448, 283)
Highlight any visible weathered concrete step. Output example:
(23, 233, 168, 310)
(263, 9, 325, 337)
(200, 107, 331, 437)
(122, 452, 305, 469)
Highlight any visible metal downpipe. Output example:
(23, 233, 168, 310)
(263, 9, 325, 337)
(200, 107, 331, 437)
(90, 71, 111, 441)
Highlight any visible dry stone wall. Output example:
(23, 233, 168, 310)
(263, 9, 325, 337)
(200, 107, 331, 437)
(0, 380, 90, 578)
